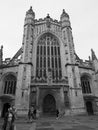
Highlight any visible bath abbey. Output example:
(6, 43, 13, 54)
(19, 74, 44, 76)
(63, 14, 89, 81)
(0, 7, 98, 117)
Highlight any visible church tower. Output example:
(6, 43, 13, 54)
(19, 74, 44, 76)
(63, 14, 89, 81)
(0, 46, 3, 66)
(15, 7, 35, 115)
(91, 49, 98, 100)
(60, 9, 85, 114)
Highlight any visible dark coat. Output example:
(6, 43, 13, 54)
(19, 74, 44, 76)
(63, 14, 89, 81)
(2, 111, 15, 130)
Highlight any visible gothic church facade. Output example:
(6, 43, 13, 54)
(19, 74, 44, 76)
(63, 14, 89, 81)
(0, 7, 98, 117)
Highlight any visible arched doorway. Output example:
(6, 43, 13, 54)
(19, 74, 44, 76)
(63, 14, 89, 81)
(2, 103, 10, 117)
(86, 101, 94, 115)
(43, 94, 56, 116)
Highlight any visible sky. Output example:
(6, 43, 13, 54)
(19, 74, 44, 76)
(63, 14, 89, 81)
(0, 0, 98, 61)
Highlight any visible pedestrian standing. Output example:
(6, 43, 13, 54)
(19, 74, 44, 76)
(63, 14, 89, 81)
(12, 106, 17, 119)
(56, 109, 59, 119)
(2, 107, 15, 130)
(33, 108, 36, 119)
(28, 108, 31, 122)
(30, 106, 34, 122)
(36, 108, 40, 119)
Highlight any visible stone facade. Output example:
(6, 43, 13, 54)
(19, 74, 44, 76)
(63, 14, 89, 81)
(0, 7, 98, 117)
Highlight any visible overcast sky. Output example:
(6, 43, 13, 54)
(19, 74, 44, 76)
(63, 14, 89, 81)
(0, 0, 98, 60)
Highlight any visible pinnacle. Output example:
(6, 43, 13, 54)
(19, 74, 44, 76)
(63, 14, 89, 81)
(26, 6, 35, 17)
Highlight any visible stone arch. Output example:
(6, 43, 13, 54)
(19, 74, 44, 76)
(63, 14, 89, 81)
(39, 89, 59, 108)
(80, 72, 92, 80)
(85, 101, 94, 115)
(38, 89, 61, 116)
(1, 72, 17, 81)
(42, 94, 56, 115)
(1, 103, 11, 117)
(0, 72, 17, 117)
(35, 30, 62, 47)
(33, 30, 62, 63)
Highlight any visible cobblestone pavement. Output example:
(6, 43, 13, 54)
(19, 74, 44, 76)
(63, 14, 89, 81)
(0, 115, 98, 130)
(35, 115, 98, 130)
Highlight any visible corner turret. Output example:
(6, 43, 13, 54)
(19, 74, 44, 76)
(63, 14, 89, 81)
(60, 9, 69, 19)
(91, 49, 98, 72)
(26, 6, 35, 17)
(0, 45, 3, 65)
(60, 9, 71, 28)
(60, 9, 75, 64)
(24, 6, 35, 26)
(16, 6, 35, 113)
(91, 49, 97, 61)
(21, 6, 35, 63)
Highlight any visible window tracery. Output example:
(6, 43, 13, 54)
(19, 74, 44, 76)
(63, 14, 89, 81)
(3, 74, 16, 95)
(81, 76, 91, 94)
(36, 33, 62, 80)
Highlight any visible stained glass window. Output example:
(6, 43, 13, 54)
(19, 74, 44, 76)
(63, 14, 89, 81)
(36, 33, 62, 80)
(81, 76, 91, 93)
(4, 74, 16, 95)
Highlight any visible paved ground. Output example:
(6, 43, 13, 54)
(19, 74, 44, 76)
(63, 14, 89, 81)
(0, 115, 98, 130)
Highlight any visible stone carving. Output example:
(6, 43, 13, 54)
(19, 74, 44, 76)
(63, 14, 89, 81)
(46, 14, 51, 28)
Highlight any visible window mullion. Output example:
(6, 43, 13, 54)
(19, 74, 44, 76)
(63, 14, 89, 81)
(53, 46, 56, 79)
(11, 81, 14, 94)
(7, 81, 10, 94)
(46, 37, 48, 77)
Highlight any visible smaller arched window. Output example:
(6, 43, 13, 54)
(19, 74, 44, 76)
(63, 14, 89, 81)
(3, 74, 16, 95)
(81, 75, 91, 94)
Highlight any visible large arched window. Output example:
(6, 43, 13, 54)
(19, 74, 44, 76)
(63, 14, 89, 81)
(3, 74, 16, 95)
(81, 75, 91, 94)
(36, 33, 62, 80)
